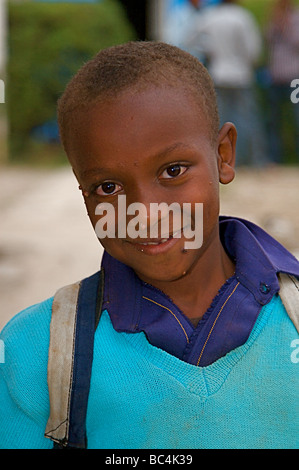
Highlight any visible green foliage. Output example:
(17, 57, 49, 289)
(240, 0, 299, 26)
(7, 0, 136, 160)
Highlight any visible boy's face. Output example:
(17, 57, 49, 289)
(67, 86, 235, 284)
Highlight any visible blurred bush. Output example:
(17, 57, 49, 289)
(7, 0, 136, 162)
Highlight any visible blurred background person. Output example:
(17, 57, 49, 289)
(182, 0, 268, 167)
(162, 0, 204, 59)
(265, 0, 299, 164)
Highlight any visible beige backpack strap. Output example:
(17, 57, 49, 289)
(45, 281, 81, 444)
(45, 270, 104, 448)
(278, 273, 299, 335)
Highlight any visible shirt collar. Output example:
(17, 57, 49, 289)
(219, 216, 299, 305)
(101, 216, 299, 330)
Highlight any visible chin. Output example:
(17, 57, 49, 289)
(103, 240, 194, 283)
(133, 263, 191, 285)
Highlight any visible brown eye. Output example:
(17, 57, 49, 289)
(167, 165, 181, 177)
(102, 182, 116, 194)
(161, 164, 188, 179)
(95, 181, 122, 196)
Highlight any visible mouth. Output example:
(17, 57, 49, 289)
(137, 237, 169, 245)
(124, 229, 184, 255)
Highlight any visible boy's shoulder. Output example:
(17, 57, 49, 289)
(1, 296, 53, 341)
(0, 297, 54, 379)
(0, 297, 54, 424)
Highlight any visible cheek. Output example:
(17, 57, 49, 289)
(85, 203, 98, 231)
(205, 184, 219, 216)
(85, 198, 116, 232)
(187, 176, 219, 216)
(84, 199, 114, 246)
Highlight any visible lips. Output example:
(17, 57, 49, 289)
(124, 230, 183, 255)
(136, 238, 169, 246)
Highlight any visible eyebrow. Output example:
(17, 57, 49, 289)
(80, 142, 194, 178)
(150, 142, 195, 161)
(81, 166, 109, 178)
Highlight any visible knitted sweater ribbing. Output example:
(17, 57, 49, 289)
(0, 294, 298, 449)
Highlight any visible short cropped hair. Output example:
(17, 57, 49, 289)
(57, 41, 220, 150)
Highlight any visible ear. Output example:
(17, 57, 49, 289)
(217, 122, 237, 185)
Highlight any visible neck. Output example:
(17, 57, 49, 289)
(148, 235, 235, 321)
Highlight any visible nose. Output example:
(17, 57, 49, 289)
(122, 184, 156, 236)
(123, 184, 182, 239)
(126, 181, 159, 207)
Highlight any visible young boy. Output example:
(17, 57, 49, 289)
(0, 41, 298, 450)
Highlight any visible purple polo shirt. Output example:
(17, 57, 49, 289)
(101, 216, 299, 366)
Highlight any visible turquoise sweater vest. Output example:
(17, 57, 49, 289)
(0, 294, 298, 449)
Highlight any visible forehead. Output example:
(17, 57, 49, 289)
(67, 86, 212, 173)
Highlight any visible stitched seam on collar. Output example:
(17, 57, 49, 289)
(142, 296, 190, 344)
(196, 282, 240, 366)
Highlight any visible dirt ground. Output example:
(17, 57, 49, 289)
(0, 164, 298, 331)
